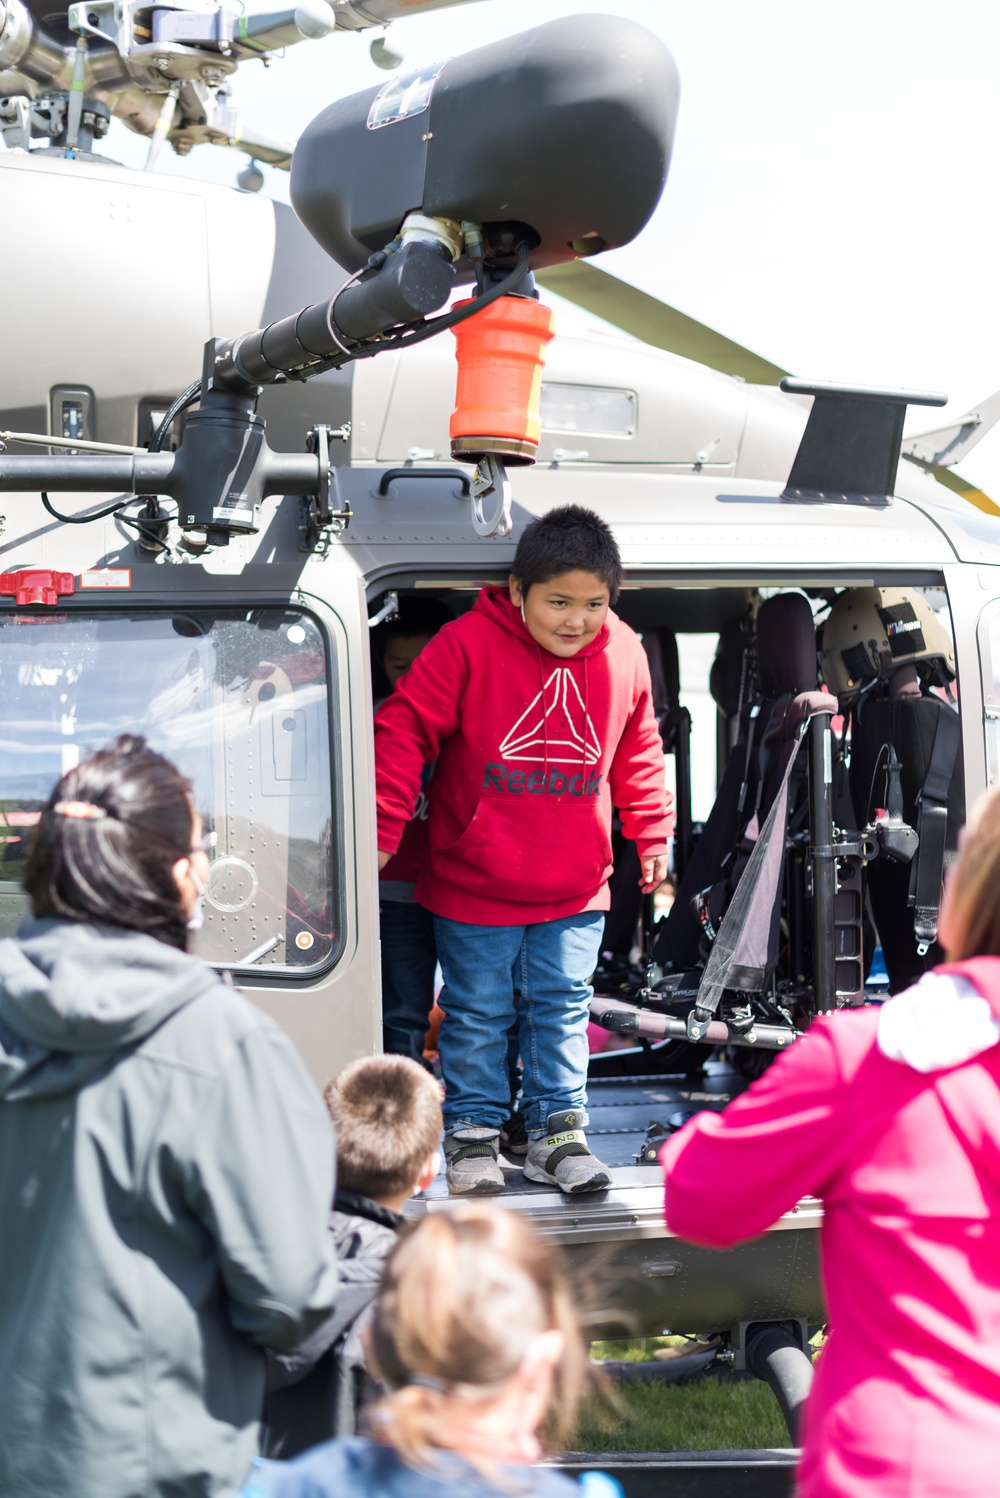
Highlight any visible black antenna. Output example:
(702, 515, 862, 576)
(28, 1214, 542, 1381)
(780, 379, 947, 507)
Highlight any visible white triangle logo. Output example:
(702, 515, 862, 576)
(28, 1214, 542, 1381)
(498, 667, 602, 764)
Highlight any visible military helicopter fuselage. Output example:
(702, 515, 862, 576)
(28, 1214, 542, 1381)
(0, 9, 994, 1383)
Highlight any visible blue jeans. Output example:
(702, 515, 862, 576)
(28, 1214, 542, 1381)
(433, 912, 605, 1135)
(379, 899, 437, 1068)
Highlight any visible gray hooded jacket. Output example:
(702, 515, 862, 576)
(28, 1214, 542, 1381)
(0, 919, 340, 1498)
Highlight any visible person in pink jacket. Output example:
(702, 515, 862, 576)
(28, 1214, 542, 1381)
(661, 787, 1000, 1498)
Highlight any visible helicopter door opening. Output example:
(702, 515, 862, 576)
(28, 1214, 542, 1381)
(0, 607, 341, 976)
(371, 576, 961, 1072)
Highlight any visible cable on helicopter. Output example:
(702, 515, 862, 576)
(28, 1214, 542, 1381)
(41, 492, 132, 524)
(148, 381, 203, 454)
(218, 240, 531, 391)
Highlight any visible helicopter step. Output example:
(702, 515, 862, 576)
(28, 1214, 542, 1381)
(406, 1066, 826, 1347)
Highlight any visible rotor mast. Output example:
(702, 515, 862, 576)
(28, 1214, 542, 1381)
(0, 0, 481, 166)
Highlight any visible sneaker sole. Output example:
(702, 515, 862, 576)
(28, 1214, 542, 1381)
(445, 1174, 506, 1196)
(522, 1160, 612, 1194)
(500, 1140, 529, 1157)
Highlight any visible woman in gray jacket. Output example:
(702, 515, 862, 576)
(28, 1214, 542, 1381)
(0, 735, 340, 1498)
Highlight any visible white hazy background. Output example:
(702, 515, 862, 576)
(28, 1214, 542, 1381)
(105, 0, 1000, 497)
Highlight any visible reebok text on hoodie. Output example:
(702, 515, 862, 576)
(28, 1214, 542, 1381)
(375, 585, 673, 926)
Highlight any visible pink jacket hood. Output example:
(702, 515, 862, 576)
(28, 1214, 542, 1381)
(877, 957, 1000, 1073)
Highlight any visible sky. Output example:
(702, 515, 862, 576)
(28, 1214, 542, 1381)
(102, 0, 1000, 497)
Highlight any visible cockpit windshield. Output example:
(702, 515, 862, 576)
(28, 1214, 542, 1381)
(0, 607, 339, 976)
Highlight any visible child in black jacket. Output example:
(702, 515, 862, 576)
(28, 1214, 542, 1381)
(262, 1055, 442, 1456)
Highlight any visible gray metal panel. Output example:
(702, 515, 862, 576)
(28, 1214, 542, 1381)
(409, 1178, 824, 1338)
(324, 466, 959, 578)
(0, 152, 274, 446)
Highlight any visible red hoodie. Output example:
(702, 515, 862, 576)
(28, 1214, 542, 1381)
(374, 585, 673, 926)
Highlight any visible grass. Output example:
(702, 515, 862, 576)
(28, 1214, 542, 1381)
(571, 1339, 792, 1453)
(590, 1336, 697, 1362)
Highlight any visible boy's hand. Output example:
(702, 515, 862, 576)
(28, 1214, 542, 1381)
(378, 850, 393, 871)
(639, 854, 669, 891)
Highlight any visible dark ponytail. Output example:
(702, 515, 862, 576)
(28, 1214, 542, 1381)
(23, 735, 195, 950)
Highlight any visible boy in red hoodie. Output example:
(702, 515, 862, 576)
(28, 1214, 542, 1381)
(375, 506, 673, 1194)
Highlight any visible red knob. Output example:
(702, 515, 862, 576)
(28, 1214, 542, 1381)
(0, 569, 76, 607)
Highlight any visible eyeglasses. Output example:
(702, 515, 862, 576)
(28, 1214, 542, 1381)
(191, 829, 217, 856)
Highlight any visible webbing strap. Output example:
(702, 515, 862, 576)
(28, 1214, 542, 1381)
(545, 1141, 591, 1171)
(736, 703, 761, 815)
(909, 706, 961, 949)
(449, 1141, 498, 1164)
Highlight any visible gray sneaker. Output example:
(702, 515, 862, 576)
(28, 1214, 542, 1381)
(444, 1126, 505, 1195)
(522, 1110, 611, 1195)
(500, 1109, 529, 1156)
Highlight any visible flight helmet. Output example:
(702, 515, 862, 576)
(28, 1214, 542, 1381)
(820, 587, 955, 701)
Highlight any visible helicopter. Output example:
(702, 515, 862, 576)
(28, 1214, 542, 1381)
(0, 1, 995, 1439)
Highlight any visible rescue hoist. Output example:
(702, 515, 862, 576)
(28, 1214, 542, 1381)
(0, 16, 678, 545)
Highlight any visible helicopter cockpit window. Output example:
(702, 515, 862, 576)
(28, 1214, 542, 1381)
(0, 608, 339, 976)
(540, 384, 636, 438)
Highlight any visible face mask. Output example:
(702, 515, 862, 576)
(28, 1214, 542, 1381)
(520, 597, 527, 623)
(186, 864, 207, 932)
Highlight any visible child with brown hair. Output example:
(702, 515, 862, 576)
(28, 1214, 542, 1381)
(243, 1205, 622, 1497)
(262, 1055, 442, 1458)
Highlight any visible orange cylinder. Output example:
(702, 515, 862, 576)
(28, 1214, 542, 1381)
(450, 294, 556, 464)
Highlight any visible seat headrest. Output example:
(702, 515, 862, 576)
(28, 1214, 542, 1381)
(757, 593, 818, 697)
(642, 628, 680, 718)
(710, 609, 754, 718)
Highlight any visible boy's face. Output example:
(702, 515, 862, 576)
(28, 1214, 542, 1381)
(509, 569, 611, 658)
(383, 631, 434, 688)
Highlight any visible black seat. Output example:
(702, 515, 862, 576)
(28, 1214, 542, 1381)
(848, 665, 964, 991)
(653, 592, 834, 974)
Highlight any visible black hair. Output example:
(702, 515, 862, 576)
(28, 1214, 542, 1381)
(380, 597, 453, 646)
(23, 735, 196, 951)
(510, 505, 623, 603)
(372, 596, 453, 698)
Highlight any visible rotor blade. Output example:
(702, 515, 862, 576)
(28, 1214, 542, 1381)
(535, 262, 789, 384)
(903, 456, 1000, 518)
(902, 387, 1000, 470)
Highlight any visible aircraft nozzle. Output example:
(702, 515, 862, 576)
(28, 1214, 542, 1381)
(236, 0, 335, 52)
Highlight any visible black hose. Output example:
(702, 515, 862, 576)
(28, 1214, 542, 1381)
(42, 491, 130, 523)
(42, 491, 177, 551)
(745, 1323, 814, 1445)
